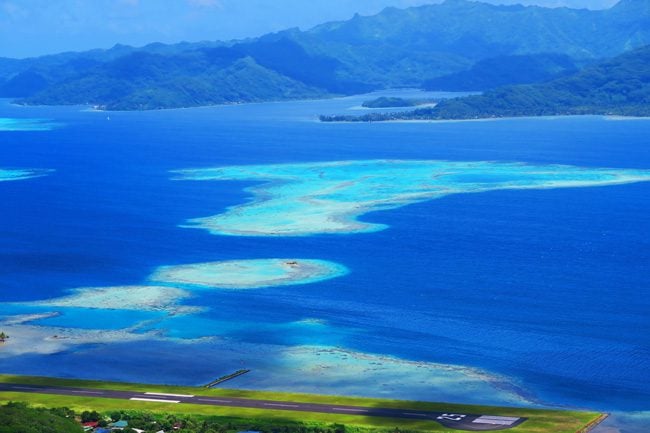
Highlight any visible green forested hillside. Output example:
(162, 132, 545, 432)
(0, 402, 83, 433)
(1, 0, 649, 110)
(321, 45, 650, 121)
(19, 51, 326, 110)
(423, 53, 578, 91)
(431, 44, 650, 118)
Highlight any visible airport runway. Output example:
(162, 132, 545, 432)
(0, 383, 526, 431)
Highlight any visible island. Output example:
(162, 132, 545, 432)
(322, 45, 650, 122)
(1, 0, 648, 111)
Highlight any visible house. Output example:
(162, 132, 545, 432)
(109, 420, 129, 429)
(82, 421, 99, 431)
(95, 429, 111, 433)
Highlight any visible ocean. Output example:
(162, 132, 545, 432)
(0, 92, 648, 431)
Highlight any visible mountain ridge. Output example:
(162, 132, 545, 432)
(2, 0, 649, 110)
(320, 44, 650, 121)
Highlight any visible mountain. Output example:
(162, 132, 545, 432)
(19, 50, 327, 110)
(2, 0, 650, 110)
(430, 44, 650, 118)
(295, 0, 650, 87)
(423, 53, 578, 91)
(322, 45, 650, 121)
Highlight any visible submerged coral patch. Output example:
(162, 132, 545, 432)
(35, 285, 200, 315)
(174, 160, 650, 236)
(149, 258, 348, 290)
(0, 117, 59, 131)
(0, 168, 52, 182)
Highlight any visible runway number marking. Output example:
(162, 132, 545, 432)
(436, 414, 467, 421)
(472, 416, 521, 426)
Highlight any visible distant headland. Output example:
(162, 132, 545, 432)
(1, 0, 649, 112)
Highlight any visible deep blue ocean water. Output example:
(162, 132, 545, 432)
(1, 93, 649, 418)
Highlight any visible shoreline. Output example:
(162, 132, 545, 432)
(319, 114, 650, 124)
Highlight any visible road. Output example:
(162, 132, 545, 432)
(0, 383, 526, 431)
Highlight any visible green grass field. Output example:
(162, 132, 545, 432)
(0, 374, 602, 433)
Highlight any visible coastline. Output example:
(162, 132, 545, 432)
(319, 114, 650, 124)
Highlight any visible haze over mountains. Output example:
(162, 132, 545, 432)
(0, 0, 648, 110)
(321, 44, 650, 121)
(432, 44, 650, 118)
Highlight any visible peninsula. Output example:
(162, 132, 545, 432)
(2, 0, 649, 111)
(321, 45, 650, 122)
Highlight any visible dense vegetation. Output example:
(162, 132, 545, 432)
(78, 409, 404, 433)
(0, 402, 83, 433)
(0, 403, 415, 433)
(430, 44, 650, 119)
(322, 44, 650, 121)
(423, 53, 578, 91)
(1, 0, 649, 110)
(17, 50, 330, 110)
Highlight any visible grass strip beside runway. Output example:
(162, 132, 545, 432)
(0, 375, 601, 433)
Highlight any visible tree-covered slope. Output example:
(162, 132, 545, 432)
(430, 44, 650, 118)
(296, 0, 650, 87)
(18, 49, 327, 110)
(423, 53, 578, 91)
(2, 0, 650, 110)
(0, 402, 83, 433)
(322, 45, 650, 121)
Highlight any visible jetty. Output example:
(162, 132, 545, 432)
(203, 369, 251, 388)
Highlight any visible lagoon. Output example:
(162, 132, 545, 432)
(0, 93, 648, 432)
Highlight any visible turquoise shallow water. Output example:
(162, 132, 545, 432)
(0, 168, 50, 181)
(175, 159, 650, 236)
(0, 117, 58, 131)
(0, 92, 649, 432)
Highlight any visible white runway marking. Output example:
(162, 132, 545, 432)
(145, 392, 194, 398)
(130, 397, 180, 404)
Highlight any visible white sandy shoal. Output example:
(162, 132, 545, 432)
(34, 285, 201, 315)
(0, 323, 159, 356)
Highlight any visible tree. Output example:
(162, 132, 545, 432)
(81, 410, 101, 423)
(0, 402, 84, 433)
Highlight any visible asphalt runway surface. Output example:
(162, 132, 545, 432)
(0, 383, 526, 431)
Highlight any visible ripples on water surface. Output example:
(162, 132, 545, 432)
(0, 93, 649, 431)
